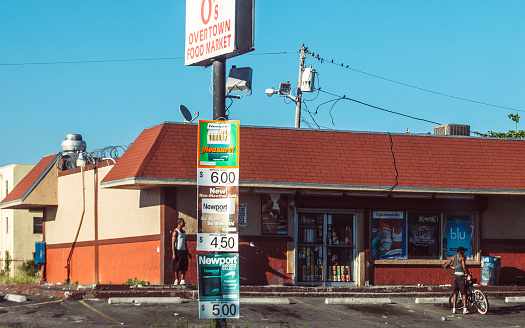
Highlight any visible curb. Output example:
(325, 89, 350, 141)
(325, 298, 392, 305)
(4, 294, 27, 303)
(240, 297, 290, 305)
(505, 296, 525, 303)
(108, 297, 184, 304)
(415, 297, 448, 304)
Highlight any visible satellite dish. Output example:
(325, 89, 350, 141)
(179, 105, 199, 123)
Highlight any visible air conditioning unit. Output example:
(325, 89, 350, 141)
(434, 124, 470, 136)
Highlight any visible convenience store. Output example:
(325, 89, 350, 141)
(2, 122, 525, 287)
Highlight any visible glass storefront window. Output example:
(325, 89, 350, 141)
(407, 211, 440, 258)
(371, 210, 478, 261)
(443, 212, 476, 260)
(371, 211, 405, 260)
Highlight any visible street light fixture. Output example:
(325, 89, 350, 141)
(265, 45, 309, 128)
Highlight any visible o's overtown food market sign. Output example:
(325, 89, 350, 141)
(185, 0, 254, 67)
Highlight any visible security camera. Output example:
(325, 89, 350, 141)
(265, 88, 277, 97)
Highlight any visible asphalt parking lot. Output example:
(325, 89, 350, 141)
(0, 295, 524, 328)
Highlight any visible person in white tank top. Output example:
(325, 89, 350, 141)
(172, 218, 191, 285)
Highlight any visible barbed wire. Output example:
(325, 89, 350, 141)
(56, 144, 129, 171)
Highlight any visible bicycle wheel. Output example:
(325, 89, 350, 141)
(449, 292, 463, 309)
(473, 290, 489, 314)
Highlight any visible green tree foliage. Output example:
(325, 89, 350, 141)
(473, 114, 525, 138)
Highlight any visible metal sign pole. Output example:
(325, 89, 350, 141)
(213, 59, 227, 121)
(212, 59, 227, 328)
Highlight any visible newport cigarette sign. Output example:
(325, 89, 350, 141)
(185, 0, 254, 66)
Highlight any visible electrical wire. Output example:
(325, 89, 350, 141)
(300, 100, 321, 129)
(0, 51, 296, 67)
(305, 48, 525, 113)
(317, 88, 441, 125)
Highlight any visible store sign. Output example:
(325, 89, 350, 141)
(198, 254, 239, 319)
(185, 0, 254, 66)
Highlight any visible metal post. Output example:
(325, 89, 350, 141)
(212, 60, 227, 328)
(294, 45, 306, 128)
(213, 59, 227, 120)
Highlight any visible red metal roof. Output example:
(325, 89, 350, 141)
(101, 123, 525, 193)
(0, 153, 60, 206)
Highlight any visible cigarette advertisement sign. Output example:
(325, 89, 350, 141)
(198, 254, 239, 319)
(197, 121, 239, 251)
(198, 120, 239, 168)
(198, 184, 238, 234)
(185, 0, 254, 67)
(446, 217, 471, 256)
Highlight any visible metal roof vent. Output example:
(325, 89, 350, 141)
(433, 124, 470, 136)
(61, 134, 87, 170)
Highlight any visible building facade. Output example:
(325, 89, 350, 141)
(0, 164, 43, 276)
(1, 123, 524, 286)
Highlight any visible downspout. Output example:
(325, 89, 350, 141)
(94, 163, 99, 283)
(66, 166, 86, 283)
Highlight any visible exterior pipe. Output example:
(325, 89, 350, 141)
(66, 166, 86, 283)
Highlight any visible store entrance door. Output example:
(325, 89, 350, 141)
(295, 211, 357, 285)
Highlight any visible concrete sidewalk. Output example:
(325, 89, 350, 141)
(0, 283, 524, 302)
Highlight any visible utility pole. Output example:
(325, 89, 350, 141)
(294, 45, 306, 128)
(212, 58, 228, 328)
(213, 59, 227, 120)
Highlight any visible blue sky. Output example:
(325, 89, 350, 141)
(2, 1, 525, 167)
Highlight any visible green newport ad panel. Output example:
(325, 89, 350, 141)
(198, 253, 239, 301)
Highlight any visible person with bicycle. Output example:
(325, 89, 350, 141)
(443, 246, 471, 314)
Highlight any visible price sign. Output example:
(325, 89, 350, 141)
(198, 168, 238, 186)
(198, 233, 238, 252)
(199, 301, 239, 319)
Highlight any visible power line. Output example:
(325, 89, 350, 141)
(305, 48, 525, 113)
(317, 88, 442, 126)
(0, 51, 296, 67)
(0, 57, 184, 66)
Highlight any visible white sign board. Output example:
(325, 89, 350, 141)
(185, 0, 236, 66)
(200, 301, 239, 319)
(185, 0, 254, 66)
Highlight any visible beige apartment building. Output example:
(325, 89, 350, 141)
(0, 164, 43, 275)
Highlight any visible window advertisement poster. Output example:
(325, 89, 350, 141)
(198, 254, 239, 319)
(408, 213, 440, 257)
(371, 211, 405, 259)
(446, 216, 471, 256)
(238, 203, 247, 227)
(198, 120, 239, 168)
(261, 194, 288, 235)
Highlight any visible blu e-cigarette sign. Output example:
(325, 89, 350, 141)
(446, 218, 471, 255)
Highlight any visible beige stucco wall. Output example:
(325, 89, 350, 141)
(176, 186, 198, 234)
(482, 195, 525, 239)
(46, 165, 160, 245)
(0, 164, 42, 274)
(97, 167, 160, 240)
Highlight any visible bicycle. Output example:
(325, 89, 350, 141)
(446, 268, 489, 314)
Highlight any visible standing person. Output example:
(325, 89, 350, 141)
(443, 247, 471, 314)
(172, 218, 191, 285)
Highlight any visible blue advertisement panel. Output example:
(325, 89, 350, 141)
(446, 217, 471, 256)
(198, 253, 239, 319)
(372, 211, 406, 260)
